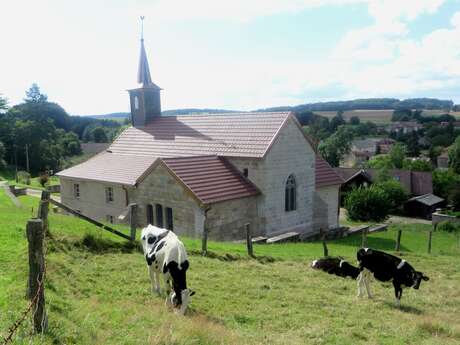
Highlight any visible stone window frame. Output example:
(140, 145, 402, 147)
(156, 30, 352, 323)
(73, 183, 80, 199)
(285, 174, 297, 212)
(105, 186, 114, 203)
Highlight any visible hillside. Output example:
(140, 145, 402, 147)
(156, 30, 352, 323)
(1, 192, 459, 344)
(80, 97, 455, 123)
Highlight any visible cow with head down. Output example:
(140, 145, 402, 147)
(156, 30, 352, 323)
(141, 224, 194, 315)
(357, 248, 429, 307)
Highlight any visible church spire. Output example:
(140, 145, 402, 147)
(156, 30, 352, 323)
(137, 16, 153, 86)
(128, 16, 162, 127)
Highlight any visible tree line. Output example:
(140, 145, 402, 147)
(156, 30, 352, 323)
(0, 84, 123, 174)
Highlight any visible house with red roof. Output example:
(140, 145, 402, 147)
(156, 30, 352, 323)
(57, 37, 343, 240)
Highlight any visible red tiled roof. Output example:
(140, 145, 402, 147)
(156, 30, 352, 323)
(315, 155, 344, 188)
(162, 155, 259, 205)
(56, 152, 157, 185)
(109, 112, 291, 158)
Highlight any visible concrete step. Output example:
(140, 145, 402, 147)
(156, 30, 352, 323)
(266, 231, 300, 244)
(369, 224, 388, 233)
(252, 236, 268, 244)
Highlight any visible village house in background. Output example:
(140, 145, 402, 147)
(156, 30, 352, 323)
(386, 121, 423, 134)
(56, 36, 343, 241)
(335, 167, 433, 203)
(340, 138, 395, 168)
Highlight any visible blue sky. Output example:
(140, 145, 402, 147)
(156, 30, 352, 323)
(1, 0, 459, 115)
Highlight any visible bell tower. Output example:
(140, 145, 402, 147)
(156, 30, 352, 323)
(128, 17, 162, 127)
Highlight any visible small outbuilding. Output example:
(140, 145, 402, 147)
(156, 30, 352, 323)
(403, 194, 446, 219)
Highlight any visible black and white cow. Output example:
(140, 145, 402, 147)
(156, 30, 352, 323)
(141, 224, 194, 315)
(357, 248, 429, 306)
(311, 257, 360, 279)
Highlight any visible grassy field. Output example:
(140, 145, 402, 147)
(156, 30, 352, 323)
(0, 168, 60, 191)
(315, 110, 394, 124)
(315, 109, 460, 124)
(1, 191, 460, 345)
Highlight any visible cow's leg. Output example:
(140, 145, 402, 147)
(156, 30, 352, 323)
(148, 266, 160, 295)
(357, 271, 365, 297)
(363, 269, 372, 299)
(393, 281, 402, 307)
(162, 273, 173, 308)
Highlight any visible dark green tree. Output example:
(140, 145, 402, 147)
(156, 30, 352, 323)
(0, 95, 8, 112)
(92, 127, 109, 143)
(349, 116, 360, 125)
(448, 136, 460, 174)
(318, 126, 353, 167)
(24, 83, 48, 103)
(0, 141, 6, 168)
(329, 111, 346, 132)
(345, 185, 390, 222)
(433, 170, 460, 200)
(389, 143, 406, 169)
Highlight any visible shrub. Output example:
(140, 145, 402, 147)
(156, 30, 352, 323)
(17, 171, 31, 185)
(39, 173, 49, 187)
(344, 185, 390, 222)
(436, 221, 460, 233)
(375, 180, 409, 211)
(450, 187, 460, 211)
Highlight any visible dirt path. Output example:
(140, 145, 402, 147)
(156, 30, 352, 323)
(340, 208, 431, 226)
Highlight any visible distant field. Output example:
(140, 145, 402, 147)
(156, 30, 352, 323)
(316, 109, 394, 124)
(316, 109, 460, 124)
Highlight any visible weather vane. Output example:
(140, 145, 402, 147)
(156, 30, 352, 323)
(140, 16, 145, 40)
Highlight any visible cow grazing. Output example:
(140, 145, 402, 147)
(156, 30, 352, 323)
(141, 224, 194, 315)
(311, 257, 360, 279)
(357, 248, 429, 306)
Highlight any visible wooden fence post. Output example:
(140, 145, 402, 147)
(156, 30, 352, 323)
(201, 226, 208, 256)
(361, 227, 368, 248)
(26, 219, 48, 333)
(37, 191, 50, 235)
(428, 229, 433, 254)
(395, 229, 402, 252)
(245, 223, 254, 257)
(129, 203, 137, 241)
(320, 228, 329, 257)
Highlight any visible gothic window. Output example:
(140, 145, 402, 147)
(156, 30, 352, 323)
(155, 204, 163, 228)
(134, 96, 139, 110)
(146, 204, 154, 225)
(285, 174, 296, 212)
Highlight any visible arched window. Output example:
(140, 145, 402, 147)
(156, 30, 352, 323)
(134, 96, 139, 110)
(285, 174, 296, 212)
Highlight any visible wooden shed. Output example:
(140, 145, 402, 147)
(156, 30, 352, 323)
(403, 194, 445, 219)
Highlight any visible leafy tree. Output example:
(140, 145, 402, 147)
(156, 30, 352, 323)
(403, 159, 433, 172)
(428, 145, 443, 164)
(39, 173, 49, 187)
(406, 131, 420, 156)
(0, 95, 8, 112)
(389, 143, 406, 169)
(433, 170, 460, 200)
(448, 136, 460, 174)
(24, 83, 48, 103)
(392, 108, 413, 122)
(349, 116, 360, 125)
(345, 185, 390, 222)
(0, 141, 5, 168)
(375, 180, 408, 212)
(329, 111, 346, 132)
(366, 155, 393, 169)
(451, 189, 460, 211)
(91, 127, 109, 143)
(318, 126, 353, 167)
